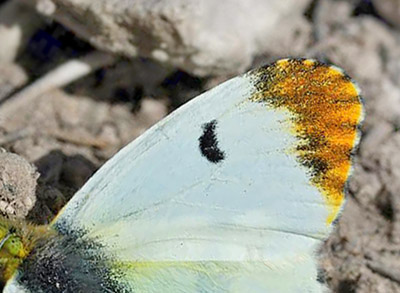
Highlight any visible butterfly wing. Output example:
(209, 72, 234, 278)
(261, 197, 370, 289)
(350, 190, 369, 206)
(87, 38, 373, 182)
(6, 59, 363, 292)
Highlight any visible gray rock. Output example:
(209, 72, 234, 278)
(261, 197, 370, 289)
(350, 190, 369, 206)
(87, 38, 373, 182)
(0, 1, 43, 62)
(30, 0, 311, 75)
(360, 121, 393, 163)
(373, 0, 400, 27)
(0, 152, 38, 218)
(0, 63, 28, 101)
(313, 16, 398, 82)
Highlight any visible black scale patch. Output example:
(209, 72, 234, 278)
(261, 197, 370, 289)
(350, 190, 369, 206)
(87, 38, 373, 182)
(16, 221, 127, 293)
(198, 120, 225, 163)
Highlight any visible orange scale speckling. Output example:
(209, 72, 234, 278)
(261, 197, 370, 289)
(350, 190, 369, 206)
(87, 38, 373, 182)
(250, 59, 363, 224)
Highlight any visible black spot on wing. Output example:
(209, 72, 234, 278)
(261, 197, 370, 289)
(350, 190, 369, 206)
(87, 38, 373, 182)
(198, 120, 225, 163)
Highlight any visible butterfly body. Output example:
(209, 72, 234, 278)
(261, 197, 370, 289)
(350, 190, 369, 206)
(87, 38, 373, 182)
(1, 59, 363, 292)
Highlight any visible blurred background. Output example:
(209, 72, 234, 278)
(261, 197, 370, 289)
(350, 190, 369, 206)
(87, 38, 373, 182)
(0, 0, 399, 292)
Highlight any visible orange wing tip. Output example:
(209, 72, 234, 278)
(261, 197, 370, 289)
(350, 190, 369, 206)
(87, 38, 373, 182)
(249, 58, 364, 225)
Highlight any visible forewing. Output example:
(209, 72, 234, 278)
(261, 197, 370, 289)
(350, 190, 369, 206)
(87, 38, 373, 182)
(46, 59, 363, 292)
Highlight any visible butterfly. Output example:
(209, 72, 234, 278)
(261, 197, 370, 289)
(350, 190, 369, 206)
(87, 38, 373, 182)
(1, 58, 363, 292)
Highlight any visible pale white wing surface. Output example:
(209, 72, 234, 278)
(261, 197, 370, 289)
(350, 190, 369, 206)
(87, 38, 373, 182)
(55, 76, 327, 250)
(37, 59, 362, 292)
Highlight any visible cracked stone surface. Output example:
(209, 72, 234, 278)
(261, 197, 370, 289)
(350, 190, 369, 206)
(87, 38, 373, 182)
(26, 0, 311, 76)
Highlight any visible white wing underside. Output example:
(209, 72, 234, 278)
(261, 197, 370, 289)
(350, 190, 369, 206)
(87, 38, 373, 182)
(50, 76, 330, 292)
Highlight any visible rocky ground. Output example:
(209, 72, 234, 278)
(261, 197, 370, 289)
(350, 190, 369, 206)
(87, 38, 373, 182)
(0, 0, 400, 292)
